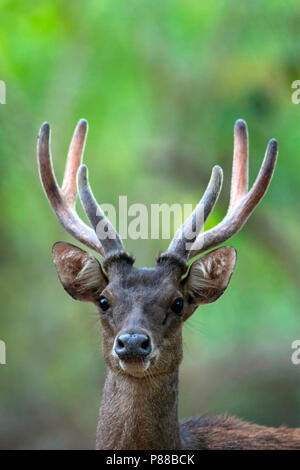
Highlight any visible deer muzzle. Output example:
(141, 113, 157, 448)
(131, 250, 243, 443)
(114, 333, 152, 360)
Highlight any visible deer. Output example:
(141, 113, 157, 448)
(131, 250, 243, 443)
(37, 118, 300, 450)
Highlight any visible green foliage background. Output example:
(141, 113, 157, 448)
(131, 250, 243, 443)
(0, 0, 300, 449)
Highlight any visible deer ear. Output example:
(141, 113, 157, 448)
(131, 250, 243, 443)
(52, 242, 107, 302)
(182, 246, 237, 309)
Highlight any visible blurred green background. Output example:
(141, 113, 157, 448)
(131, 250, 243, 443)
(1, 0, 300, 449)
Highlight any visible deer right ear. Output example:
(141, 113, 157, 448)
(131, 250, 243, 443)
(52, 242, 107, 302)
(182, 246, 237, 312)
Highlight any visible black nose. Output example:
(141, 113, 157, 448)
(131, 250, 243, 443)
(115, 333, 152, 359)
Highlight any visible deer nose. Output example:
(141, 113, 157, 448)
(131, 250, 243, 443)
(115, 333, 152, 359)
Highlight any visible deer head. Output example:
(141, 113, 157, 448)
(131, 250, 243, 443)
(38, 119, 277, 379)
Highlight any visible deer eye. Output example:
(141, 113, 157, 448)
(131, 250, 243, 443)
(99, 296, 110, 312)
(171, 297, 184, 315)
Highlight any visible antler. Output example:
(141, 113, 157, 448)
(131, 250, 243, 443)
(167, 165, 223, 258)
(167, 119, 278, 260)
(77, 165, 125, 255)
(37, 119, 125, 257)
(39, 118, 277, 263)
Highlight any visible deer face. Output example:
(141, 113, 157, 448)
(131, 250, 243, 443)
(98, 265, 185, 378)
(53, 242, 236, 378)
(39, 119, 277, 378)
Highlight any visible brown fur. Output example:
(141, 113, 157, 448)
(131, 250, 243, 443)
(52, 242, 300, 450)
(180, 415, 300, 450)
(40, 118, 290, 450)
(97, 370, 181, 450)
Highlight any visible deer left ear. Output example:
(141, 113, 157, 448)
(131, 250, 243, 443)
(52, 242, 108, 302)
(182, 246, 237, 309)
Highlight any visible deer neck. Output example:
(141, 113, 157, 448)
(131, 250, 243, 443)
(96, 367, 181, 450)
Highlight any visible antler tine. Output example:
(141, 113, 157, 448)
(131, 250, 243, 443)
(38, 122, 61, 205)
(166, 165, 223, 259)
(37, 121, 105, 256)
(61, 119, 88, 204)
(245, 138, 277, 211)
(188, 126, 278, 259)
(229, 119, 249, 211)
(77, 165, 125, 256)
